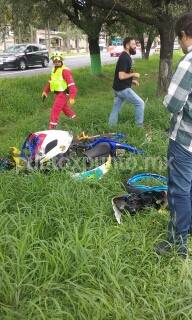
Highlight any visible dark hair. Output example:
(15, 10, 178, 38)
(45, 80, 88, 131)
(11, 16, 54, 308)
(175, 13, 192, 39)
(123, 37, 135, 49)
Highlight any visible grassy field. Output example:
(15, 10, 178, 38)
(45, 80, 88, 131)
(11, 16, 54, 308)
(1, 51, 192, 320)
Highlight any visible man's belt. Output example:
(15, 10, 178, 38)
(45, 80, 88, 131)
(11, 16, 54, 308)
(54, 90, 68, 94)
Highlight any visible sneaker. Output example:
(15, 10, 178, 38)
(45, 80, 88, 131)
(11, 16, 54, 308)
(154, 241, 172, 256)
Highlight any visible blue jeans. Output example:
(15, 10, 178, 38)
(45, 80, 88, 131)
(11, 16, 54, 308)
(167, 139, 192, 253)
(108, 88, 145, 126)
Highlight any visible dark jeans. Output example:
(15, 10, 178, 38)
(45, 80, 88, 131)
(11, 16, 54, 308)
(167, 139, 192, 253)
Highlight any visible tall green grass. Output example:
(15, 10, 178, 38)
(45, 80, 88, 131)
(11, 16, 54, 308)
(1, 51, 192, 320)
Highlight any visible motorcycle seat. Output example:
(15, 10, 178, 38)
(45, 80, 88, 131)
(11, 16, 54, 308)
(83, 142, 111, 160)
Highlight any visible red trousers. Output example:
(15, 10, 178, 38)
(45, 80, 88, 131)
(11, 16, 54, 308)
(49, 92, 75, 128)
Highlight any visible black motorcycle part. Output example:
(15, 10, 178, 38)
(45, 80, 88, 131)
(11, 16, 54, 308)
(113, 191, 165, 215)
(0, 157, 15, 171)
(83, 142, 111, 161)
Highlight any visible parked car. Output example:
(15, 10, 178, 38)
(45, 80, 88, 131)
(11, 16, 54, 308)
(173, 42, 181, 50)
(110, 46, 124, 57)
(0, 43, 49, 70)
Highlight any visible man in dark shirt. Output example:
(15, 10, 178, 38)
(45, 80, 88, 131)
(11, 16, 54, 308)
(108, 37, 144, 126)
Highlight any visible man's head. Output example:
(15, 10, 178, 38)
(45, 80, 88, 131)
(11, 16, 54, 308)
(123, 37, 137, 55)
(175, 13, 192, 54)
(50, 52, 65, 67)
(53, 58, 63, 67)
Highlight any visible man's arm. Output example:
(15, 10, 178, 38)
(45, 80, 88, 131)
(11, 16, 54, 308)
(63, 69, 77, 98)
(163, 60, 192, 113)
(119, 71, 140, 80)
(43, 81, 50, 93)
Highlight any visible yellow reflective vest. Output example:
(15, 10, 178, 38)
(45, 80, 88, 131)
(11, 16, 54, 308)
(50, 66, 69, 92)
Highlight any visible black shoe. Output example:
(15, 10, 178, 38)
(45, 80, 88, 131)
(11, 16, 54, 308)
(154, 241, 172, 256)
(177, 252, 187, 259)
(155, 241, 188, 259)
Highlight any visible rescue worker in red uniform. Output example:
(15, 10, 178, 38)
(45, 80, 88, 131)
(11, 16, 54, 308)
(42, 52, 77, 130)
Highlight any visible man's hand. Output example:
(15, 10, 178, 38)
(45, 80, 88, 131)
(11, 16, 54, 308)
(133, 73, 140, 78)
(132, 80, 139, 87)
(42, 91, 47, 98)
(41, 91, 47, 100)
(69, 98, 75, 106)
(42, 91, 47, 101)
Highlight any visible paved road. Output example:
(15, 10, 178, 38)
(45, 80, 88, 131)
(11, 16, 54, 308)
(0, 50, 146, 79)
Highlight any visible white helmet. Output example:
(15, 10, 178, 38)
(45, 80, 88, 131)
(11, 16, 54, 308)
(20, 130, 73, 166)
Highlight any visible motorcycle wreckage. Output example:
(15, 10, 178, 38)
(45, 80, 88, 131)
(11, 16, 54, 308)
(112, 173, 168, 224)
(4, 130, 115, 179)
(4, 129, 144, 172)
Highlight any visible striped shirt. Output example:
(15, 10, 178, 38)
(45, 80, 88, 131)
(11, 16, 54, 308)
(163, 45, 192, 151)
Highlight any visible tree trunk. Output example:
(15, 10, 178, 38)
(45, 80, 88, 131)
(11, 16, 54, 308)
(76, 28, 80, 53)
(145, 37, 153, 59)
(47, 21, 51, 51)
(157, 23, 175, 96)
(85, 35, 89, 53)
(140, 38, 146, 59)
(45, 27, 47, 47)
(88, 36, 102, 75)
(30, 24, 33, 43)
(66, 22, 70, 54)
(140, 37, 153, 59)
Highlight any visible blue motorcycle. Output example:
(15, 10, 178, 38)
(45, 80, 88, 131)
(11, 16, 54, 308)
(70, 137, 145, 161)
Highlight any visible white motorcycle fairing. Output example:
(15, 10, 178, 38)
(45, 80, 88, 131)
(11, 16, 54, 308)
(20, 130, 73, 163)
